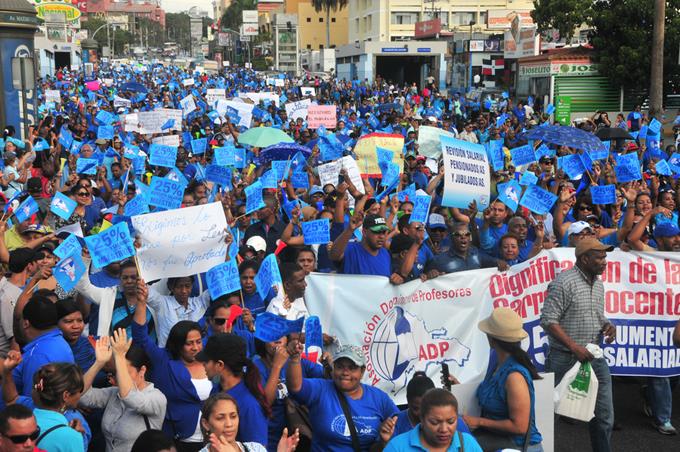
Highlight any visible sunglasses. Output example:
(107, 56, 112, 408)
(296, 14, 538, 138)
(540, 160, 553, 165)
(3, 427, 41, 444)
(212, 317, 228, 326)
(452, 232, 472, 238)
(76, 192, 89, 197)
(413, 225, 425, 231)
(578, 205, 592, 211)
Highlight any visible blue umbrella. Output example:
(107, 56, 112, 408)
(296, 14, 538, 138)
(522, 125, 606, 153)
(120, 82, 148, 94)
(259, 143, 311, 166)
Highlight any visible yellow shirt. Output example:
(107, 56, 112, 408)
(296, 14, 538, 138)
(4, 227, 25, 251)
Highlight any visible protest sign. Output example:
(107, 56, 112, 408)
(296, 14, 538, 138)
(191, 138, 208, 154)
(182, 78, 195, 87)
(206, 260, 241, 299)
(300, 87, 316, 97)
(254, 254, 282, 299)
(302, 219, 331, 245)
(54, 234, 82, 260)
(285, 99, 312, 121)
(125, 109, 182, 134)
(76, 158, 98, 175)
(114, 96, 132, 108)
(260, 169, 278, 189)
(15, 197, 39, 223)
(510, 145, 536, 166)
(417, 126, 457, 159)
(376, 147, 395, 173)
(97, 125, 114, 140)
(409, 195, 432, 224)
(149, 144, 178, 168)
(124, 194, 150, 216)
(238, 92, 280, 107)
(306, 249, 680, 406)
(96, 110, 116, 126)
(307, 105, 337, 129)
(45, 90, 61, 103)
(206, 89, 227, 104)
(591, 184, 617, 205)
(519, 171, 538, 186)
(180, 95, 196, 115)
(50, 192, 77, 221)
(255, 313, 305, 342)
(215, 99, 253, 128)
(245, 181, 265, 214)
(655, 159, 672, 176)
(214, 146, 235, 166)
(149, 177, 184, 210)
(205, 164, 232, 187)
(340, 156, 366, 194)
(440, 135, 490, 209)
(520, 184, 557, 215)
(317, 160, 341, 189)
(497, 180, 522, 211)
(615, 153, 642, 183)
(53, 252, 86, 292)
(132, 202, 228, 281)
(152, 135, 181, 147)
(84, 222, 135, 269)
(561, 154, 586, 179)
(354, 133, 405, 177)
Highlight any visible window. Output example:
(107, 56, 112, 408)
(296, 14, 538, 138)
(307, 44, 311, 49)
(391, 12, 419, 25)
(319, 17, 323, 23)
(453, 12, 476, 26)
(320, 44, 324, 49)
(479, 12, 487, 27)
(306, 18, 311, 22)
(432, 11, 449, 26)
(331, 18, 336, 23)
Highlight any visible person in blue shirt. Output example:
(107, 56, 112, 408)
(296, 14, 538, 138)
(240, 260, 275, 318)
(385, 389, 482, 452)
(253, 334, 325, 451)
(197, 333, 270, 445)
(425, 213, 451, 256)
(393, 372, 435, 436)
(55, 298, 102, 384)
(397, 215, 435, 279)
(330, 213, 396, 280)
(479, 199, 509, 255)
(203, 298, 256, 357)
(427, 223, 500, 275)
(12, 295, 75, 397)
(286, 343, 399, 451)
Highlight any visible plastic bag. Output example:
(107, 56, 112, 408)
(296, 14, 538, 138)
(554, 360, 599, 422)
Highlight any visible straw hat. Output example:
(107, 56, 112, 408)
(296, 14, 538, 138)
(478, 308, 528, 342)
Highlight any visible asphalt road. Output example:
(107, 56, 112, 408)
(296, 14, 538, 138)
(554, 377, 680, 451)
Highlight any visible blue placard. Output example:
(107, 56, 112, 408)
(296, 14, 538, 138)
(510, 145, 536, 166)
(84, 222, 136, 268)
(205, 164, 232, 188)
(53, 251, 86, 292)
(591, 184, 617, 205)
(519, 171, 539, 186)
(397, 183, 416, 202)
(271, 160, 292, 182)
(191, 138, 208, 154)
(254, 254, 282, 299)
(234, 148, 246, 169)
(206, 260, 241, 299)
(668, 153, 680, 174)
(545, 104, 555, 115)
(132, 155, 146, 175)
(291, 170, 309, 189)
(97, 125, 114, 140)
(534, 143, 554, 160)
(486, 139, 504, 171)
(54, 234, 82, 260)
(561, 154, 586, 179)
(50, 192, 77, 220)
(254, 312, 305, 342)
(260, 169, 278, 189)
(95, 110, 116, 125)
(648, 118, 661, 135)
(655, 159, 672, 176)
(304, 316, 323, 357)
(614, 153, 642, 183)
(124, 194, 150, 217)
(214, 145, 235, 166)
(76, 158, 98, 175)
(59, 127, 73, 149)
(497, 180, 522, 212)
(409, 195, 431, 224)
(15, 197, 39, 223)
(382, 161, 400, 187)
(149, 144, 178, 168)
(376, 147, 394, 172)
(519, 184, 557, 215)
(245, 181, 265, 214)
(301, 219, 331, 245)
(319, 141, 343, 162)
(148, 177, 184, 210)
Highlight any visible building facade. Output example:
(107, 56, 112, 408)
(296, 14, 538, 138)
(284, 0, 348, 50)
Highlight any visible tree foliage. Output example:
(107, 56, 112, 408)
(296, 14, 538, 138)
(532, 0, 680, 93)
(220, 0, 257, 32)
(166, 13, 192, 51)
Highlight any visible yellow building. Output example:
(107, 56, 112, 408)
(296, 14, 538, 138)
(285, 0, 349, 50)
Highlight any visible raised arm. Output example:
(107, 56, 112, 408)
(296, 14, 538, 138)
(329, 211, 363, 262)
(284, 338, 304, 393)
(82, 337, 112, 393)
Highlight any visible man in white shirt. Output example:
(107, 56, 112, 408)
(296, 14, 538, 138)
(459, 122, 479, 143)
(266, 262, 308, 320)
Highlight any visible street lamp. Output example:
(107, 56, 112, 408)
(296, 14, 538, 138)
(468, 20, 476, 93)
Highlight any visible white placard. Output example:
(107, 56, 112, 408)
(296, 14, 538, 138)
(45, 89, 61, 104)
(113, 96, 132, 108)
(215, 99, 254, 129)
(285, 99, 311, 121)
(206, 88, 227, 104)
(152, 135, 181, 146)
(238, 92, 280, 107)
(180, 95, 197, 115)
(123, 109, 183, 134)
(301, 87, 316, 97)
(131, 202, 228, 281)
(182, 78, 195, 87)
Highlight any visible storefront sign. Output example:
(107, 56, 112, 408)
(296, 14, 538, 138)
(414, 18, 441, 39)
(381, 47, 408, 53)
(519, 63, 551, 79)
(551, 61, 599, 77)
(417, 47, 431, 53)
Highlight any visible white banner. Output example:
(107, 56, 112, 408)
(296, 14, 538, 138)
(152, 135, 181, 146)
(131, 202, 228, 281)
(206, 88, 227, 104)
(238, 91, 280, 107)
(285, 99, 311, 121)
(305, 249, 680, 404)
(45, 89, 61, 104)
(113, 96, 132, 109)
(216, 99, 254, 129)
(123, 109, 183, 134)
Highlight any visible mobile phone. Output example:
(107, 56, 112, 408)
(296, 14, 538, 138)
(441, 363, 451, 390)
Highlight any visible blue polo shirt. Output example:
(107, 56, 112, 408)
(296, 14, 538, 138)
(393, 409, 471, 437)
(384, 424, 482, 452)
(342, 241, 391, 277)
(222, 380, 268, 445)
(13, 329, 74, 396)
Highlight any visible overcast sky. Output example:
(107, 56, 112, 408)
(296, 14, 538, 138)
(161, 0, 214, 17)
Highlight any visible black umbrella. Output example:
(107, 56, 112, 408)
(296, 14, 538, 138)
(596, 127, 633, 141)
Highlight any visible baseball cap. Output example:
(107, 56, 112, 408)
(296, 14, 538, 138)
(195, 333, 246, 363)
(404, 149, 417, 160)
(426, 116, 437, 123)
(567, 221, 592, 237)
(21, 224, 50, 235)
(333, 345, 366, 367)
(575, 237, 614, 258)
(309, 185, 324, 196)
(654, 222, 680, 239)
(95, 138, 108, 145)
(427, 213, 447, 230)
(245, 236, 267, 253)
(363, 214, 389, 232)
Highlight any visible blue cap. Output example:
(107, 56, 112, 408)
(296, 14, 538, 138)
(654, 222, 680, 239)
(309, 185, 324, 196)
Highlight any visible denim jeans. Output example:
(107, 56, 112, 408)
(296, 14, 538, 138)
(645, 377, 679, 424)
(545, 348, 614, 452)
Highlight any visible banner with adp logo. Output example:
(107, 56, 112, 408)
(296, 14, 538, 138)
(305, 249, 680, 403)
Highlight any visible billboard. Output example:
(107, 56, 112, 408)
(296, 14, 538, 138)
(414, 18, 441, 39)
(242, 10, 258, 23)
(487, 10, 533, 30)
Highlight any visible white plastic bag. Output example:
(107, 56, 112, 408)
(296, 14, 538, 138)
(554, 360, 599, 422)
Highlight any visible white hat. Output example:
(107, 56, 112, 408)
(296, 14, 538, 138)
(567, 221, 592, 237)
(246, 236, 267, 253)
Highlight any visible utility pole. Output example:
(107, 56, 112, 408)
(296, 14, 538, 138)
(649, 0, 665, 118)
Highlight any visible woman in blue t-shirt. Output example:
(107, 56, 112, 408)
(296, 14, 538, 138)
(286, 342, 399, 451)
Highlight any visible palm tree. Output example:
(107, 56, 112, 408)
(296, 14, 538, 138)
(311, 0, 348, 49)
(649, 0, 665, 118)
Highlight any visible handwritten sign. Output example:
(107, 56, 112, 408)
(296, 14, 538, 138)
(152, 135, 181, 147)
(45, 89, 61, 104)
(307, 105, 337, 129)
(206, 260, 241, 299)
(254, 254, 282, 299)
(440, 136, 491, 209)
(124, 109, 182, 134)
(317, 160, 341, 188)
(255, 313, 305, 342)
(84, 222, 136, 269)
(149, 177, 185, 210)
(206, 88, 227, 104)
(302, 219, 331, 245)
(285, 99, 311, 121)
(132, 202, 228, 281)
(149, 144, 178, 168)
(354, 133, 404, 177)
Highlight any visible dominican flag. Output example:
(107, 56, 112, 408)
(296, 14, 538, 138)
(482, 58, 505, 75)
